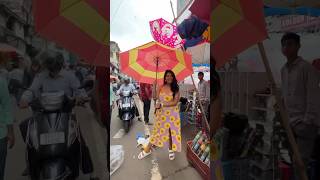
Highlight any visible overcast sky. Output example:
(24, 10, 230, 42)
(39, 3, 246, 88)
(110, 0, 178, 52)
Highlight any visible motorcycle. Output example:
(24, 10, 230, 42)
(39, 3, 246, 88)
(117, 89, 140, 133)
(21, 91, 93, 180)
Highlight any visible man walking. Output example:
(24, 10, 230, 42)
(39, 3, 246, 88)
(0, 52, 15, 180)
(280, 32, 320, 179)
(139, 83, 153, 125)
(198, 72, 210, 121)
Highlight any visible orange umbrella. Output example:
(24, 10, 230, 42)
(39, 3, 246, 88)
(212, 0, 268, 68)
(120, 41, 193, 84)
(33, 0, 108, 66)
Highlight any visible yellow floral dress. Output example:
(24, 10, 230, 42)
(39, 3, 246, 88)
(149, 89, 181, 152)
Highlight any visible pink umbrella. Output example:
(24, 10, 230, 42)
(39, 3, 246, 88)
(149, 18, 185, 48)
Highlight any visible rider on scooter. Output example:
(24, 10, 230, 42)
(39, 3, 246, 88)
(18, 51, 97, 179)
(116, 78, 140, 119)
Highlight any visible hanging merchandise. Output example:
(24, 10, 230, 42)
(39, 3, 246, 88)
(177, 15, 210, 49)
(149, 18, 185, 48)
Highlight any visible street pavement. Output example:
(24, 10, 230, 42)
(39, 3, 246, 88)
(110, 96, 203, 180)
(5, 103, 109, 180)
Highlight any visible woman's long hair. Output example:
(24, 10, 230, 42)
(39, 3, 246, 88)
(163, 70, 179, 98)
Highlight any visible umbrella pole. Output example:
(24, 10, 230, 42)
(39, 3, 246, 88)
(257, 42, 308, 180)
(190, 75, 210, 132)
(154, 58, 159, 114)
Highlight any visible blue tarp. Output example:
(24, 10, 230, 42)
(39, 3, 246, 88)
(264, 6, 320, 16)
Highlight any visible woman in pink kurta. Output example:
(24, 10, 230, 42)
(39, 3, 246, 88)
(138, 70, 181, 160)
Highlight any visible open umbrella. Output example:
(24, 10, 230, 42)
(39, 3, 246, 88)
(212, 0, 268, 68)
(189, 0, 212, 23)
(119, 41, 193, 85)
(33, 0, 108, 66)
(149, 18, 185, 48)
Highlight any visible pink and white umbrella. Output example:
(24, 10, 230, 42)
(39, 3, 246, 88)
(149, 18, 185, 49)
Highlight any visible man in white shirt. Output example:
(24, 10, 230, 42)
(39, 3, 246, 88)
(116, 78, 137, 95)
(197, 72, 209, 119)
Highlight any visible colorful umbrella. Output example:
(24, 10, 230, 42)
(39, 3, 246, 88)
(149, 18, 185, 48)
(211, 0, 268, 68)
(189, 0, 212, 23)
(33, 0, 108, 67)
(120, 41, 193, 84)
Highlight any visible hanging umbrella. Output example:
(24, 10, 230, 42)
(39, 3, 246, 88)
(119, 41, 193, 85)
(149, 18, 185, 48)
(186, 42, 210, 64)
(33, 0, 108, 67)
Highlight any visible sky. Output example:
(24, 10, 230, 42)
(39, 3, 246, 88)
(110, 0, 178, 52)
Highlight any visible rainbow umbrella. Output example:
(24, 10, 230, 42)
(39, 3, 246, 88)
(33, 0, 108, 67)
(120, 41, 193, 85)
(149, 18, 185, 48)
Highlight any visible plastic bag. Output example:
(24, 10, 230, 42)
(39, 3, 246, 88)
(110, 145, 124, 176)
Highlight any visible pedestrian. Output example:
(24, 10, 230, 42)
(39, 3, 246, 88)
(138, 70, 181, 160)
(280, 32, 320, 179)
(110, 79, 116, 121)
(198, 71, 210, 122)
(22, 59, 41, 89)
(0, 52, 15, 180)
(139, 82, 153, 125)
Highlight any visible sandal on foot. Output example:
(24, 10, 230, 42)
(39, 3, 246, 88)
(169, 150, 175, 160)
(138, 150, 152, 160)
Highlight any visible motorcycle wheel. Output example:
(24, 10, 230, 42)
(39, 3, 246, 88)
(124, 121, 130, 133)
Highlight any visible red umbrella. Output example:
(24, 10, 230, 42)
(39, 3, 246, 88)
(33, 0, 108, 67)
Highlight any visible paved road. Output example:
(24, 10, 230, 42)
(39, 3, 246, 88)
(110, 96, 203, 180)
(5, 103, 109, 180)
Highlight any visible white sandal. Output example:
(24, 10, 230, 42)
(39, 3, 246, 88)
(138, 150, 152, 160)
(169, 150, 175, 160)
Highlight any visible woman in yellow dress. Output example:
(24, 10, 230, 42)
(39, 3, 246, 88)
(138, 70, 181, 160)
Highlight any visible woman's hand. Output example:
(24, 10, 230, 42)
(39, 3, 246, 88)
(155, 102, 162, 109)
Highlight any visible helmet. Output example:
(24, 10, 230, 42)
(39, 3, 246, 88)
(41, 51, 64, 73)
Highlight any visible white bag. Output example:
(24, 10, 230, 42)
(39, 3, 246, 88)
(110, 145, 124, 176)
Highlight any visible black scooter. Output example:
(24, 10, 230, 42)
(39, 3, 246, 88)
(117, 90, 139, 133)
(20, 91, 93, 180)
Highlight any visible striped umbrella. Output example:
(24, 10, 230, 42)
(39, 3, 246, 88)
(33, 0, 108, 67)
(120, 41, 193, 84)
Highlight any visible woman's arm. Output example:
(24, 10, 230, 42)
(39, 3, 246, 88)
(163, 91, 180, 107)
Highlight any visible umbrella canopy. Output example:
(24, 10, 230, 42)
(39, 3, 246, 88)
(186, 42, 210, 64)
(211, 0, 268, 68)
(120, 41, 193, 84)
(189, 0, 212, 23)
(149, 18, 185, 48)
(33, 0, 108, 67)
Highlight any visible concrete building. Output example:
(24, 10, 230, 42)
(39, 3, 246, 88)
(110, 41, 121, 78)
